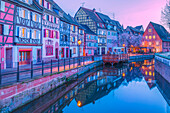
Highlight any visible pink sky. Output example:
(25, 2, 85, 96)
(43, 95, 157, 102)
(54, 0, 167, 30)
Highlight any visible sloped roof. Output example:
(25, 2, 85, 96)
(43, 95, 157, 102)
(81, 7, 103, 23)
(96, 12, 112, 24)
(151, 22, 170, 42)
(135, 25, 143, 31)
(126, 26, 144, 35)
(80, 24, 96, 35)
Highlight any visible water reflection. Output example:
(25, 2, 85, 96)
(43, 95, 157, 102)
(13, 59, 170, 113)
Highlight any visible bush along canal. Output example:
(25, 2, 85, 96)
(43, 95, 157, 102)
(11, 59, 170, 113)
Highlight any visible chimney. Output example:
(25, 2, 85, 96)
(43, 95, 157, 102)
(93, 8, 96, 12)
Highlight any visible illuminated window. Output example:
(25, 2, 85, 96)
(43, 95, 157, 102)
(149, 36, 152, 39)
(153, 35, 156, 39)
(22, 28, 26, 37)
(73, 48, 76, 54)
(23, 10, 25, 18)
(34, 30, 36, 39)
(145, 36, 148, 39)
(142, 42, 144, 45)
(153, 72, 155, 76)
(123, 44, 125, 47)
(145, 71, 148, 75)
(148, 28, 152, 32)
(46, 30, 49, 37)
(35, 14, 37, 21)
(39, 0, 42, 5)
(149, 71, 152, 76)
(149, 42, 152, 46)
(156, 41, 159, 46)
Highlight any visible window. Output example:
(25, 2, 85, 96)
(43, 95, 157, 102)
(153, 35, 156, 39)
(73, 48, 76, 54)
(46, 30, 49, 37)
(34, 30, 36, 39)
(145, 36, 148, 39)
(77, 17, 79, 20)
(88, 50, 92, 54)
(46, 46, 53, 56)
(142, 42, 144, 45)
(156, 41, 159, 46)
(148, 28, 152, 32)
(108, 32, 110, 35)
(87, 16, 89, 19)
(22, 28, 26, 37)
(149, 36, 152, 39)
(0, 24, 3, 35)
(3, 25, 9, 35)
(0, 1, 5, 12)
(23, 10, 26, 18)
(35, 14, 37, 21)
(149, 42, 152, 46)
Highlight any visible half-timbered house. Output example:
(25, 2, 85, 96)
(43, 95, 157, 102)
(13, 0, 43, 66)
(74, 7, 107, 55)
(0, 0, 15, 69)
(59, 13, 70, 59)
(81, 24, 98, 56)
(37, 0, 60, 61)
(96, 12, 118, 54)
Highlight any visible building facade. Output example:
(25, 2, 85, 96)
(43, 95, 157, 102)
(0, 0, 15, 69)
(75, 7, 107, 55)
(13, 0, 42, 66)
(38, 0, 60, 61)
(59, 13, 70, 59)
(142, 22, 170, 53)
(81, 25, 98, 56)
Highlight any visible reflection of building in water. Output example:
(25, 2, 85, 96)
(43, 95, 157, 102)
(141, 59, 156, 89)
(75, 72, 124, 107)
(155, 71, 170, 106)
(43, 82, 85, 113)
(102, 66, 128, 76)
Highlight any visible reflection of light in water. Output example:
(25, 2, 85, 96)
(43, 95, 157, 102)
(77, 101, 82, 107)
(148, 79, 152, 83)
(153, 72, 155, 76)
(122, 73, 125, 77)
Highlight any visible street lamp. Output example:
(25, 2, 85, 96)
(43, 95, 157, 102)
(78, 39, 82, 66)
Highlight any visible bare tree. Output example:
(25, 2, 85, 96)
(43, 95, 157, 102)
(161, 0, 170, 29)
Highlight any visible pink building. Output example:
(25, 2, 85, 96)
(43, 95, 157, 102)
(142, 22, 170, 53)
(81, 25, 98, 56)
(0, 0, 15, 69)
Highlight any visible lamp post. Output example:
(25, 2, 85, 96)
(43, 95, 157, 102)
(78, 39, 82, 66)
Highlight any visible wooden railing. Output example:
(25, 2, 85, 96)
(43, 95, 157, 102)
(102, 54, 129, 63)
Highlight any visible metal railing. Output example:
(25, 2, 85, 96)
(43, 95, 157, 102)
(0, 55, 102, 86)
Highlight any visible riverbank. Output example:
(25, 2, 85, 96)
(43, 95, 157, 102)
(0, 60, 103, 113)
(155, 52, 170, 83)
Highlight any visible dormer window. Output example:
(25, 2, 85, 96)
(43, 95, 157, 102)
(102, 24, 104, 28)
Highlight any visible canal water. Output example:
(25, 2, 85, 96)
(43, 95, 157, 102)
(13, 59, 170, 113)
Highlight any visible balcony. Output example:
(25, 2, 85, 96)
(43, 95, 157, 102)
(14, 36, 41, 45)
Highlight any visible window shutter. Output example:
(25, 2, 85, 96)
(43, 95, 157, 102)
(0, 1, 5, 12)
(44, 29, 46, 37)
(52, 30, 53, 38)
(39, 14, 41, 22)
(32, 13, 35, 21)
(30, 29, 32, 38)
(4, 25, 9, 35)
(56, 31, 58, 39)
(27, 29, 30, 38)
(19, 27, 22, 37)
(19, 7, 22, 17)
(31, 30, 34, 39)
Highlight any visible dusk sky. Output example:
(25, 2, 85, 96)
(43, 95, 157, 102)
(54, 0, 167, 30)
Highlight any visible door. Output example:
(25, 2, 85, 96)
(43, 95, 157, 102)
(70, 49, 72, 58)
(6, 48, 12, 68)
(55, 48, 58, 59)
(37, 49, 41, 62)
(102, 47, 105, 55)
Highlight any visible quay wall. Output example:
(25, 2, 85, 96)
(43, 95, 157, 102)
(155, 53, 170, 83)
(0, 60, 103, 113)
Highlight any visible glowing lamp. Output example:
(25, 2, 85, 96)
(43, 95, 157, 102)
(123, 44, 125, 47)
(77, 101, 82, 107)
(78, 39, 82, 46)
